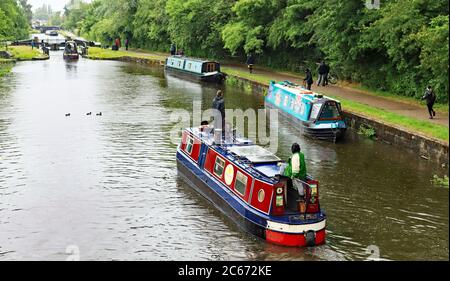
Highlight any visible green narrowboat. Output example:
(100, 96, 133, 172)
(165, 56, 226, 83)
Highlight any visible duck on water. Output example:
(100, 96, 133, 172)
(176, 123, 326, 247)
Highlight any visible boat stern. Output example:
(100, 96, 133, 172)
(265, 217, 326, 247)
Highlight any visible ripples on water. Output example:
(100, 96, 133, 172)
(0, 54, 447, 260)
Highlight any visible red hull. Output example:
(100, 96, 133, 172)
(265, 229, 326, 247)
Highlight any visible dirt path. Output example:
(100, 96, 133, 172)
(225, 64, 449, 127)
(124, 49, 448, 127)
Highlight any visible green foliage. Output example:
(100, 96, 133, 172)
(18, 0, 32, 23)
(0, 63, 13, 78)
(3, 45, 47, 60)
(132, 0, 169, 50)
(357, 124, 377, 139)
(0, 0, 30, 41)
(431, 175, 449, 188)
(61, 0, 449, 104)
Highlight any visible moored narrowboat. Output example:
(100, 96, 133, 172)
(176, 125, 326, 247)
(266, 81, 346, 142)
(165, 56, 226, 83)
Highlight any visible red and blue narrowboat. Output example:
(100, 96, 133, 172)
(176, 126, 326, 247)
(266, 81, 346, 142)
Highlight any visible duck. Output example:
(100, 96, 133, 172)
(96, 112, 102, 116)
(65, 113, 70, 117)
(86, 112, 92, 115)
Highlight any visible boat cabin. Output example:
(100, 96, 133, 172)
(166, 56, 220, 74)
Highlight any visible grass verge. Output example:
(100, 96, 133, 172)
(0, 63, 13, 78)
(1, 46, 48, 61)
(86, 47, 165, 62)
(222, 66, 273, 85)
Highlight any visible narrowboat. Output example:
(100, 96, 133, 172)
(176, 125, 326, 247)
(63, 41, 79, 60)
(266, 81, 346, 142)
(165, 56, 226, 83)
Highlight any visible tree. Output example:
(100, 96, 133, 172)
(0, 0, 29, 41)
(19, 0, 32, 23)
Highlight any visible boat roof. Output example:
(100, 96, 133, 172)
(186, 127, 282, 182)
(227, 145, 281, 164)
(273, 81, 341, 103)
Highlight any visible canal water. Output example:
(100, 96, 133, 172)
(0, 52, 448, 260)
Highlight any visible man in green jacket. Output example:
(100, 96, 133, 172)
(284, 143, 307, 180)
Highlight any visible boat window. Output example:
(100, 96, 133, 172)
(207, 63, 215, 72)
(185, 136, 194, 154)
(234, 171, 248, 196)
(309, 103, 322, 120)
(213, 157, 225, 178)
(319, 101, 341, 120)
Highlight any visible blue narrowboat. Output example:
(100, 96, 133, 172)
(176, 125, 326, 247)
(165, 56, 226, 83)
(266, 81, 347, 142)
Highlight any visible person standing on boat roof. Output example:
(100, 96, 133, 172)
(212, 90, 226, 138)
(421, 85, 437, 119)
(170, 43, 176, 55)
(284, 143, 307, 181)
(303, 68, 313, 90)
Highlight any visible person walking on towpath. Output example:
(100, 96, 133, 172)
(303, 68, 313, 90)
(125, 38, 129, 51)
(114, 38, 121, 50)
(212, 90, 226, 139)
(422, 85, 437, 119)
(284, 143, 307, 181)
(246, 53, 255, 73)
(170, 43, 176, 55)
(317, 60, 327, 86)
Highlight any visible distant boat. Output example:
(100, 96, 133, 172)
(165, 56, 226, 83)
(266, 81, 347, 142)
(45, 30, 58, 36)
(63, 41, 79, 60)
